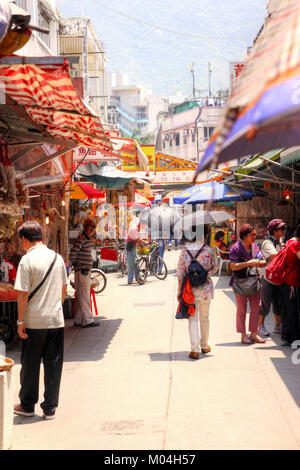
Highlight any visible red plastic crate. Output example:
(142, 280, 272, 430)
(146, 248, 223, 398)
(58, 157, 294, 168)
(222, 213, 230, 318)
(100, 248, 118, 262)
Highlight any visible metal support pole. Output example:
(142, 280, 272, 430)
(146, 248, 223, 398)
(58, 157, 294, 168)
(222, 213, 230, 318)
(208, 63, 212, 98)
(82, 26, 88, 101)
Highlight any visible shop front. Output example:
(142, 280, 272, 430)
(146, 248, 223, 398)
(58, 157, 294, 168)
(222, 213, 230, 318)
(0, 55, 113, 345)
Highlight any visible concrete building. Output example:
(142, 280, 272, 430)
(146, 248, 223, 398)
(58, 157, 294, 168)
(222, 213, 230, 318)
(267, 0, 283, 15)
(159, 101, 224, 162)
(14, 0, 60, 56)
(59, 17, 108, 121)
(109, 72, 168, 140)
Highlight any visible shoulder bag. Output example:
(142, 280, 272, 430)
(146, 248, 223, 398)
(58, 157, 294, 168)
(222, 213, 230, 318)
(232, 245, 261, 296)
(232, 268, 261, 296)
(28, 252, 58, 302)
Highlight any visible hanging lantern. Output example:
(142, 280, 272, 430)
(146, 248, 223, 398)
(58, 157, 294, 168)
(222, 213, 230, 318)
(281, 188, 292, 200)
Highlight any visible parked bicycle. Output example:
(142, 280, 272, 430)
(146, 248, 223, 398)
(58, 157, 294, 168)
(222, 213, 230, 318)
(67, 266, 107, 295)
(135, 241, 168, 285)
(117, 243, 128, 277)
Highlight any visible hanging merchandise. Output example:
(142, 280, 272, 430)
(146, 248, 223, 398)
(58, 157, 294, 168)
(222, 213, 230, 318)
(0, 137, 19, 215)
(0, 136, 29, 238)
(15, 177, 29, 208)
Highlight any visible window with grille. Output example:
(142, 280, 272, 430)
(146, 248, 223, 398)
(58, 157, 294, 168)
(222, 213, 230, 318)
(15, 0, 27, 9)
(38, 3, 51, 48)
(204, 127, 215, 139)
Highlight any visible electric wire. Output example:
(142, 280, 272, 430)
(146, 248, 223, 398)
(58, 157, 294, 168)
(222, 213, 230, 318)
(91, 0, 249, 42)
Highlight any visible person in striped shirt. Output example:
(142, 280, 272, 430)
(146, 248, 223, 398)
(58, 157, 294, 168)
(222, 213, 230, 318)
(70, 218, 100, 328)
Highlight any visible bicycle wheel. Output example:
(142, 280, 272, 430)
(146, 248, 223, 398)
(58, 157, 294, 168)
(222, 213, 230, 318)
(119, 251, 128, 277)
(67, 269, 75, 292)
(121, 260, 128, 277)
(135, 257, 148, 285)
(91, 268, 107, 294)
(150, 256, 168, 280)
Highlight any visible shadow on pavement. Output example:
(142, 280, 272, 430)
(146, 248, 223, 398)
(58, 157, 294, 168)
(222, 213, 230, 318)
(214, 275, 231, 290)
(64, 318, 123, 362)
(13, 414, 44, 426)
(254, 330, 300, 408)
(6, 318, 123, 364)
(149, 351, 214, 362)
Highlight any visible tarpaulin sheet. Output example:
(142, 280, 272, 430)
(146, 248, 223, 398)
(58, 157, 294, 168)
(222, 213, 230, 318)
(0, 61, 112, 150)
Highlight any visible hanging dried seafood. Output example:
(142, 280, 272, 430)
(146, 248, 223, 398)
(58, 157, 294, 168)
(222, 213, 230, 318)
(0, 137, 25, 242)
(0, 139, 8, 193)
(16, 177, 29, 208)
(0, 214, 20, 239)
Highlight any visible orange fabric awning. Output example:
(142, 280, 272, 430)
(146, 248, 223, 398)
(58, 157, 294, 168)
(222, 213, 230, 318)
(71, 182, 106, 200)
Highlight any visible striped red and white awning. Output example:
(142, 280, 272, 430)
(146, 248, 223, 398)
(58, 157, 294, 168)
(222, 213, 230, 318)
(0, 61, 112, 150)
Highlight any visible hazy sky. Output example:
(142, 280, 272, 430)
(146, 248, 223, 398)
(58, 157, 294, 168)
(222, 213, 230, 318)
(57, 0, 267, 98)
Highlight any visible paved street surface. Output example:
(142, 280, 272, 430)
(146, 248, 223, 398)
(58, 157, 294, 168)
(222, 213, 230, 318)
(8, 250, 300, 450)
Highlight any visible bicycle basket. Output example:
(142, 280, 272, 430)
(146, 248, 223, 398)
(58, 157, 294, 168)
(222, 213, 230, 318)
(137, 246, 150, 255)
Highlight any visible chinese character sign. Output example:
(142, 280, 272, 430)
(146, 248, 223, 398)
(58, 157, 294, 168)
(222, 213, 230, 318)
(229, 62, 245, 91)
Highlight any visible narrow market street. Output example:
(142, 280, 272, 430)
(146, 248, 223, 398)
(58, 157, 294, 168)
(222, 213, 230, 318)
(8, 250, 300, 450)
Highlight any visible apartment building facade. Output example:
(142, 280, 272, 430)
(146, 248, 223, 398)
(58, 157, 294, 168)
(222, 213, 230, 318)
(159, 101, 224, 162)
(59, 17, 108, 121)
(14, 0, 60, 56)
(109, 72, 168, 139)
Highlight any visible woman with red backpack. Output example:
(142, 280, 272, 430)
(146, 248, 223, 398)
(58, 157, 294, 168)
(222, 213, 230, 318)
(176, 225, 217, 360)
(278, 224, 300, 347)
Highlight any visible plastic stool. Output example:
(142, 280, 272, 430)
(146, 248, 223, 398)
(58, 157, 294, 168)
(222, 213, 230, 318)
(73, 289, 99, 317)
(90, 289, 99, 317)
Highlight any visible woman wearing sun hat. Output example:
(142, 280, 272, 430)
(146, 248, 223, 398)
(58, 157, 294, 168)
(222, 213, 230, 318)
(258, 219, 286, 337)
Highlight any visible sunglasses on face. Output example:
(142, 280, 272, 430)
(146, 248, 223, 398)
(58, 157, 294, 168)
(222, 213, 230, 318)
(87, 225, 96, 229)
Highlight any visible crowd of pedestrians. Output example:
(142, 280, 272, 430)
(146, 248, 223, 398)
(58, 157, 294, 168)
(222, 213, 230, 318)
(176, 218, 300, 358)
(11, 214, 300, 422)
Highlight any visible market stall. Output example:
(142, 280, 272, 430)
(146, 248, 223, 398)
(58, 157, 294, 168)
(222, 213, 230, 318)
(0, 55, 113, 344)
(74, 161, 152, 270)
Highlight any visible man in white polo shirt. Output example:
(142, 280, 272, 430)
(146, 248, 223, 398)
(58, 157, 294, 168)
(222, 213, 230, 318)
(13, 221, 67, 420)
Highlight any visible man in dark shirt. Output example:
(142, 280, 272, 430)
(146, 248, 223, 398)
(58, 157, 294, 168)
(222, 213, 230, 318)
(70, 218, 99, 328)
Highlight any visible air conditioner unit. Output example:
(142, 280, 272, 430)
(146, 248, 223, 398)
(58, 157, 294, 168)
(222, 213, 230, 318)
(164, 134, 169, 141)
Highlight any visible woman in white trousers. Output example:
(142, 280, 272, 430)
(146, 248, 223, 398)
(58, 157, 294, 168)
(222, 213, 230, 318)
(177, 226, 217, 359)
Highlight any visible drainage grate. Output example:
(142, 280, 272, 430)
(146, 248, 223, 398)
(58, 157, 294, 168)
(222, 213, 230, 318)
(101, 420, 144, 432)
(101, 418, 165, 434)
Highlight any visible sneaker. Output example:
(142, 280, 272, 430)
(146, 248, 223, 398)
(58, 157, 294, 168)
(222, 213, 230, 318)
(43, 412, 56, 420)
(14, 404, 34, 417)
(273, 324, 281, 334)
(258, 325, 270, 337)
